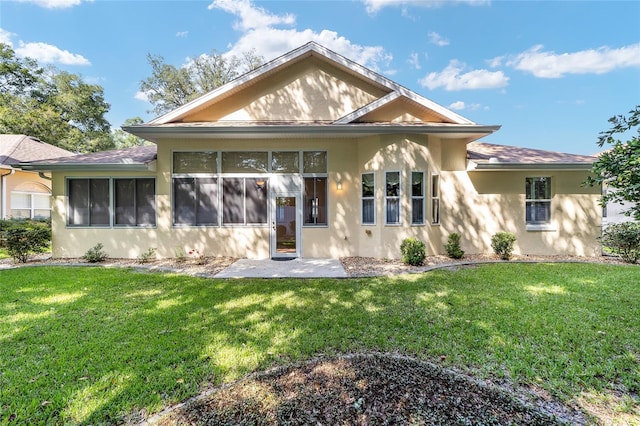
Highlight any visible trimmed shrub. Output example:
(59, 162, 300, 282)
(400, 237, 426, 266)
(602, 222, 640, 264)
(4, 225, 50, 263)
(445, 233, 465, 259)
(83, 243, 108, 263)
(491, 232, 516, 260)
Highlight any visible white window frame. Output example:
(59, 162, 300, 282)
(385, 171, 401, 225)
(431, 174, 440, 225)
(525, 177, 555, 231)
(10, 191, 51, 219)
(361, 172, 375, 225)
(411, 171, 425, 225)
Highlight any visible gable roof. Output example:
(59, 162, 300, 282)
(16, 145, 157, 172)
(125, 42, 500, 143)
(467, 142, 596, 171)
(0, 134, 74, 169)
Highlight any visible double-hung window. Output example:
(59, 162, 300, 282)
(385, 171, 401, 225)
(411, 172, 425, 225)
(526, 177, 552, 226)
(361, 173, 375, 225)
(303, 151, 327, 226)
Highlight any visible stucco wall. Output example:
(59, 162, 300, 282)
(1, 169, 52, 219)
(49, 137, 602, 260)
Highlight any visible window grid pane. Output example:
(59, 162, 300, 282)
(411, 172, 425, 225)
(272, 152, 299, 173)
(303, 151, 327, 173)
(173, 151, 217, 174)
(222, 152, 268, 173)
(304, 177, 327, 225)
(525, 177, 552, 224)
(431, 175, 440, 224)
(385, 172, 400, 224)
(361, 173, 375, 225)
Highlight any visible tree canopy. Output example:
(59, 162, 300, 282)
(140, 49, 264, 116)
(586, 106, 640, 220)
(0, 43, 115, 153)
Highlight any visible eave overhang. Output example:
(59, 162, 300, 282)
(15, 162, 156, 172)
(124, 124, 501, 143)
(468, 161, 593, 171)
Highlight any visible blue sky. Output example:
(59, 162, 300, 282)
(1, 0, 639, 155)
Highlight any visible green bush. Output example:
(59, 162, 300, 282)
(491, 232, 516, 260)
(83, 243, 108, 263)
(602, 222, 640, 264)
(400, 237, 426, 266)
(137, 247, 156, 264)
(445, 233, 465, 259)
(0, 219, 50, 249)
(3, 225, 51, 263)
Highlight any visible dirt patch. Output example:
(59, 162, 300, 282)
(146, 353, 586, 425)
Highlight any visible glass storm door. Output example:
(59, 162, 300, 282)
(271, 194, 300, 259)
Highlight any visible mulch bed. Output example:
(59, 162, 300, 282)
(148, 353, 585, 426)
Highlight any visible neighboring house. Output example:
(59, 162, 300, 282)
(595, 150, 637, 228)
(17, 42, 602, 260)
(0, 135, 74, 220)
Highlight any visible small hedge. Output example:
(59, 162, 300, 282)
(491, 232, 516, 260)
(445, 233, 465, 259)
(400, 237, 426, 266)
(602, 222, 640, 264)
(0, 219, 51, 263)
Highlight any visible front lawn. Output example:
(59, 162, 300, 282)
(1, 264, 638, 424)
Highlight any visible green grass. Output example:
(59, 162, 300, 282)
(1, 263, 638, 425)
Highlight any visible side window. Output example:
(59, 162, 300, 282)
(431, 174, 440, 225)
(361, 173, 375, 225)
(411, 172, 425, 225)
(304, 177, 327, 225)
(114, 178, 156, 226)
(385, 171, 401, 225)
(525, 177, 552, 224)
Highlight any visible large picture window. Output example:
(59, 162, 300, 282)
(385, 171, 401, 225)
(526, 177, 552, 225)
(10, 192, 50, 219)
(411, 172, 425, 225)
(173, 178, 218, 225)
(304, 177, 327, 225)
(222, 177, 268, 225)
(114, 178, 156, 226)
(361, 173, 375, 225)
(68, 179, 110, 226)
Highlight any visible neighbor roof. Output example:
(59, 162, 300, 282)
(467, 142, 596, 171)
(16, 145, 157, 172)
(0, 134, 74, 169)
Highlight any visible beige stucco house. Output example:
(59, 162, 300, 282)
(18, 42, 602, 260)
(1, 135, 74, 220)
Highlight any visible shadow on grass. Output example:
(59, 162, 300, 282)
(0, 263, 638, 424)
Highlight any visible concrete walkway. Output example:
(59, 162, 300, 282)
(214, 258, 347, 278)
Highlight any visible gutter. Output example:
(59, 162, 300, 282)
(124, 124, 501, 142)
(16, 163, 153, 172)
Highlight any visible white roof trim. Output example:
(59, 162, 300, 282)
(149, 42, 474, 126)
(333, 92, 402, 124)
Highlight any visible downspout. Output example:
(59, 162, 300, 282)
(0, 169, 15, 219)
(38, 172, 52, 181)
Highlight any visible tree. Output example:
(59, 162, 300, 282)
(586, 106, 640, 220)
(112, 117, 150, 149)
(0, 43, 115, 153)
(140, 49, 264, 116)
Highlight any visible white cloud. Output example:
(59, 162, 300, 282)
(419, 59, 509, 90)
(428, 31, 449, 47)
(0, 28, 15, 47)
(176, 31, 189, 38)
(15, 41, 90, 66)
(487, 55, 503, 68)
(226, 28, 392, 72)
(17, 0, 86, 9)
(361, 0, 489, 14)
(507, 43, 640, 78)
(209, 0, 295, 31)
(134, 91, 150, 102)
(449, 101, 483, 111)
(407, 52, 421, 70)
(449, 101, 466, 110)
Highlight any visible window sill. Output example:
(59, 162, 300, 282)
(526, 224, 556, 232)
